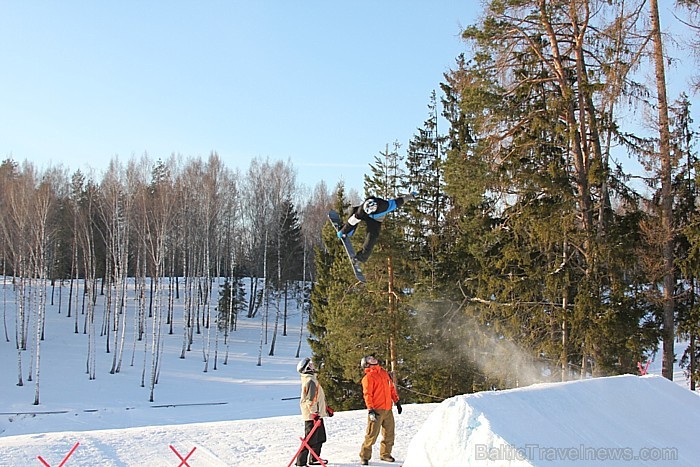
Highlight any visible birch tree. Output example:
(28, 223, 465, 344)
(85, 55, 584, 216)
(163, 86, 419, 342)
(1, 160, 28, 386)
(199, 154, 225, 372)
(97, 160, 133, 374)
(28, 166, 62, 404)
(134, 156, 177, 401)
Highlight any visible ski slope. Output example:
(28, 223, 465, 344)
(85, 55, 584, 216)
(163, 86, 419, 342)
(2, 375, 698, 466)
(1, 279, 699, 466)
(0, 406, 436, 466)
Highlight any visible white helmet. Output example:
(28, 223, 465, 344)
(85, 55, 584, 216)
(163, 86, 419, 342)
(360, 355, 378, 368)
(297, 357, 315, 374)
(363, 199, 378, 214)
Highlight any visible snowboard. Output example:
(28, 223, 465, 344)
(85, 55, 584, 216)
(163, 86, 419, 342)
(328, 210, 366, 283)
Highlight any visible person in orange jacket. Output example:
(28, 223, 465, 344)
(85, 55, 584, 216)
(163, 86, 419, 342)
(358, 355, 402, 465)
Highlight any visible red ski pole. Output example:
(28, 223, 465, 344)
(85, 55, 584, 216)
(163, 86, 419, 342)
(637, 360, 650, 375)
(307, 437, 327, 467)
(286, 418, 326, 467)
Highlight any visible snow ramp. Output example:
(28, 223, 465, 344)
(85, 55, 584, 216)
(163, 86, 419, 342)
(404, 375, 700, 466)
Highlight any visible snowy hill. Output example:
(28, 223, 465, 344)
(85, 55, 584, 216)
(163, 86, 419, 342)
(405, 375, 700, 466)
(2, 280, 700, 466)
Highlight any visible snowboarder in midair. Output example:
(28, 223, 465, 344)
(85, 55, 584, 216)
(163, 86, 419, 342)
(337, 193, 416, 265)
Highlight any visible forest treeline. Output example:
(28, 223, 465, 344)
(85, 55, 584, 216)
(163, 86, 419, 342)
(3, 1, 700, 407)
(0, 153, 336, 404)
(309, 0, 700, 409)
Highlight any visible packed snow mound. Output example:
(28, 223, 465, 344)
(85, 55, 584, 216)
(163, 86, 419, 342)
(404, 375, 700, 466)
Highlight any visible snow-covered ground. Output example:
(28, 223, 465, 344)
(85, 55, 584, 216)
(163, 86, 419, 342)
(1, 280, 699, 466)
(405, 375, 700, 466)
(0, 280, 434, 466)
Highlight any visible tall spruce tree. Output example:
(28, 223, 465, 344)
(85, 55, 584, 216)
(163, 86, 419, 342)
(308, 151, 417, 406)
(267, 197, 304, 288)
(672, 96, 700, 389)
(404, 91, 449, 291)
(440, 0, 657, 382)
(400, 89, 487, 399)
(308, 184, 370, 409)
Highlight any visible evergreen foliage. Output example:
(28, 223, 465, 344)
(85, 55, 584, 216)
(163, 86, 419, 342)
(217, 277, 246, 331)
(267, 197, 304, 287)
(305, 0, 689, 402)
(5, 0, 700, 404)
(308, 185, 366, 409)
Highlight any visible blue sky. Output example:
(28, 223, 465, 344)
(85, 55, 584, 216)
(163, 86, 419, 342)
(0, 1, 473, 193)
(1, 2, 695, 196)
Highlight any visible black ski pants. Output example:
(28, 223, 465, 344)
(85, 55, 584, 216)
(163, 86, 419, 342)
(296, 418, 326, 466)
(355, 219, 381, 263)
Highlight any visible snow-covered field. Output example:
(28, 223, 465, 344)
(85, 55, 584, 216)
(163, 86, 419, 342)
(0, 406, 437, 466)
(0, 280, 434, 466)
(1, 279, 699, 466)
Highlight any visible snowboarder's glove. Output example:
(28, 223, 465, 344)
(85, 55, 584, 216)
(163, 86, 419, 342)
(368, 409, 378, 422)
(327, 407, 334, 417)
(337, 231, 346, 239)
(311, 413, 320, 421)
(396, 402, 402, 414)
(402, 192, 417, 202)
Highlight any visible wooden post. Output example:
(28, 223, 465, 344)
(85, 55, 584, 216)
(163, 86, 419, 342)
(387, 256, 398, 383)
(691, 334, 696, 391)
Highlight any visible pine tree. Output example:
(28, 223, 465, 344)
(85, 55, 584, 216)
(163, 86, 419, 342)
(308, 184, 365, 409)
(439, 0, 658, 382)
(404, 90, 449, 290)
(217, 277, 246, 332)
(361, 142, 407, 282)
(398, 77, 496, 399)
(672, 96, 700, 389)
(267, 197, 304, 288)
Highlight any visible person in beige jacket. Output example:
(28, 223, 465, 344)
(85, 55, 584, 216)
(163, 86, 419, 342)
(296, 357, 334, 466)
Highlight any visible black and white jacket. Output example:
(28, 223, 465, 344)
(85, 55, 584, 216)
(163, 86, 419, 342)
(339, 196, 406, 237)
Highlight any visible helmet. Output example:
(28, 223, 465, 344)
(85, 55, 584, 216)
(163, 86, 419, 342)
(363, 199, 378, 214)
(297, 357, 315, 374)
(360, 355, 378, 368)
